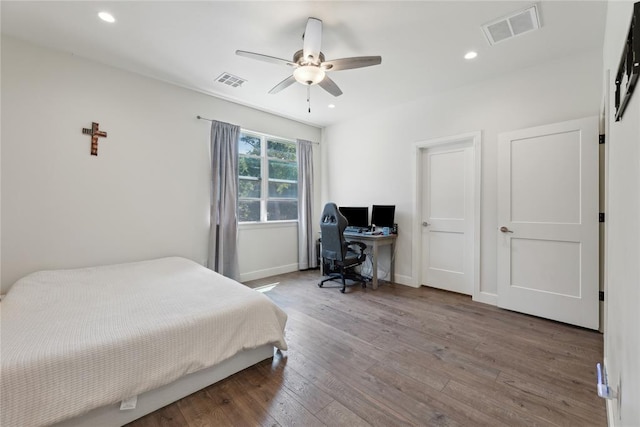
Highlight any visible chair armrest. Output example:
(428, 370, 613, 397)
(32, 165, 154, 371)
(346, 241, 367, 252)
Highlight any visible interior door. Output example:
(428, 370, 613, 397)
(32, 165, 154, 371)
(421, 142, 474, 295)
(497, 117, 599, 329)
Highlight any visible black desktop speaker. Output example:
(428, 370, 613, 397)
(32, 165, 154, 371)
(392, 223, 398, 234)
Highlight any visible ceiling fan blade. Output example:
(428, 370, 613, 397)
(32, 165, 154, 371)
(268, 75, 297, 94)
(318, 75, 343, 97)
(236, 50, 297, 67)
(302, 18, 323, 64)
(321, 56, 382, 71)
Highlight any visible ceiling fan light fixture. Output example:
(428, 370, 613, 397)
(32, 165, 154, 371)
(237, 17, 381, 103)
(293, 65, 325, 85)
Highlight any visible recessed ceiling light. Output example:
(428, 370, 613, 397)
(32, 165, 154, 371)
(328, 104, 335, 109)
(98, 12, 115, 23)
(464, 51, 478, 60)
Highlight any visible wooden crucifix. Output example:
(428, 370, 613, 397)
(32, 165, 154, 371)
(82, 122, 108, 156)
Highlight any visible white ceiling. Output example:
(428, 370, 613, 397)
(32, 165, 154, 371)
(1, 1, 607, 128)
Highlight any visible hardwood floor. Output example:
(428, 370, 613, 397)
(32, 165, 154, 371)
(127, 270, 606, 426)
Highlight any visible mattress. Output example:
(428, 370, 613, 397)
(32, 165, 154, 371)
(0, 257, 288, 427)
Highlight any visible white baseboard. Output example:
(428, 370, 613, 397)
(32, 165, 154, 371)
(239, 263, 299, 283)
(392, 274, 418, 288)
(388, 277, 498, 305)
(473, 291, 498, 306)
(606, 386, 617, 426)
(603, 356, 618, 426)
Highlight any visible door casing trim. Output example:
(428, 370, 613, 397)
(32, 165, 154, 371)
(412, 131, 491, 304)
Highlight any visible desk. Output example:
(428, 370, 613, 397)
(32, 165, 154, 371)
(322, 232, 396, 290)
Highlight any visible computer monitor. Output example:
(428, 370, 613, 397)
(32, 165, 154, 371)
(371, 205, 395, 228)
(338, 206, 369, 228)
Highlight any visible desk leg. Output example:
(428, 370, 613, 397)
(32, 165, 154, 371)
(371, 241, 379, 290)
(390, 240, 395, 284)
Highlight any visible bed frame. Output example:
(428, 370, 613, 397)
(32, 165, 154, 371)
(53, 345, 275, 427)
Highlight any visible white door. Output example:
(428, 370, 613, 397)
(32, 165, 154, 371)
(497, 117, 599, 329)
(420, 141, 474, 295)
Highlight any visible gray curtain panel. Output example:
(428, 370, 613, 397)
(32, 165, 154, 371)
(297, 139, 317, 269)
(208, 120, 240, 280)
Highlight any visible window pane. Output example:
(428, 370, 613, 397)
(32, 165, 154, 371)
(239, 134, 261, 155)
(268, 181, 297, 198)
(268, 200, 298, 221)
(239, 200, 260, 222)
(268, 160, 298, 181)
(239, 179, 261, 198)
(239, 156, 261, 178)
(267, 140, 296, 161)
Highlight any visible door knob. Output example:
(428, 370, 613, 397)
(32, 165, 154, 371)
(499, 226, 514, 233)
(422, 221, 431, 227)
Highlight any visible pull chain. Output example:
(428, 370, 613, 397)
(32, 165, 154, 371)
(307, 84, 311, 113)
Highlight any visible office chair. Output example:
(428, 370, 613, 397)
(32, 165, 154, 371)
(318, 202, 368, 293)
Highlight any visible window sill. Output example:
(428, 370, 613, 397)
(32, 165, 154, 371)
(239, 220, 298, 231)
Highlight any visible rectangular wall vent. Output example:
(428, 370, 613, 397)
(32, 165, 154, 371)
(482, 4, 541, 45)
(216, 72, 246, 88)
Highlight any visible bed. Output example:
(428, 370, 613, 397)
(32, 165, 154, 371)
(0, 257, 288, 427)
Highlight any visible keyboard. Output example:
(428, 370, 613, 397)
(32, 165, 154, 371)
(345, 226, 367, 233)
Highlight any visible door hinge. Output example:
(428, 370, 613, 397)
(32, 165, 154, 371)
(599, 134, 606, 144)
(599, 212, 605, 223)
(599, 291, 605, 302)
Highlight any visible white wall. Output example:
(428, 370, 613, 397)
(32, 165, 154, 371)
(238, 222, 299, 282)
(1, 36, 321, 293)
(322, 49, 602, 293)
(602, 2, 640, 425)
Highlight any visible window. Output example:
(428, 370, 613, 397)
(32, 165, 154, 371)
(238, 131, 298, 222)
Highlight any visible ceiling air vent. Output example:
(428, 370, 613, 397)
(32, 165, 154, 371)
(215, 72, 246, 88)
(481, 4, 541, 45)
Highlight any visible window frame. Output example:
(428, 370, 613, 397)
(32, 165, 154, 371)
(238, 130, 299, 224)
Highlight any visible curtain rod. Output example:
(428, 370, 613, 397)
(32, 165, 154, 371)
(196, 115, 319, 145)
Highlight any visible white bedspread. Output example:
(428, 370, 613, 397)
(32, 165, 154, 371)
(1, 257, 287, 427)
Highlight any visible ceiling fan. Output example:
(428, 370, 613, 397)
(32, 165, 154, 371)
(236, 17, 382, 110)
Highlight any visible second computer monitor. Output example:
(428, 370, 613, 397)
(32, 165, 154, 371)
(338, 206, 369, 228)
(371, 205, 395, 228)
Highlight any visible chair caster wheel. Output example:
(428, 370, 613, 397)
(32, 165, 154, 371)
(362, 283, 367, 289)
(318, 283, 323, 288)
(340, 288, 346, 293)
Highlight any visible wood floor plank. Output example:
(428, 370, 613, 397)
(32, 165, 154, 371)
(235, 362, 325, 427)
(496, 371, 607, 423)
(315, 288, 486, 354)
(441, 379, 552, 427)
(365, 362, 509, 427)
(176, 388, 233, 427)
(471, 340, 601, 404)
(128, 269, 605, 427)
(284, 308, 387, 370)
(315, 400, 372, 427)
(255, 350, 334, 415)
(384, 357, 452, 391)
(205, 374, 281, 427)
(372, 331, 502, 383)
(125, 401, 189, 427)
(283, 345, 415, 426)
(442, 375, 600, 427)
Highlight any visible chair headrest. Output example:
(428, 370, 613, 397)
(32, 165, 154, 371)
(321, 202, 339, 224)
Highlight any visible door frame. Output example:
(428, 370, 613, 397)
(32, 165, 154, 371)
(412, 131, 485, 302)
(600, 70, 610, 335)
